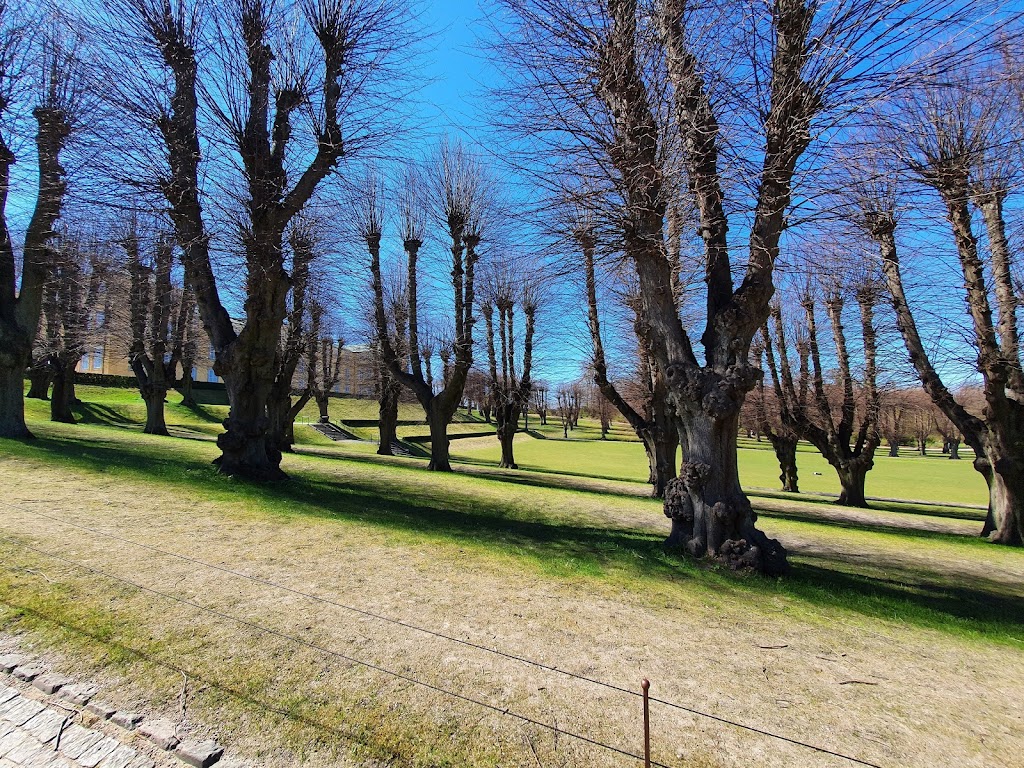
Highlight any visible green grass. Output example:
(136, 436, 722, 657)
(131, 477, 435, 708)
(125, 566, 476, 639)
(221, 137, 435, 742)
(452, 427, 989, 507)
(1, 425, 1020, 646)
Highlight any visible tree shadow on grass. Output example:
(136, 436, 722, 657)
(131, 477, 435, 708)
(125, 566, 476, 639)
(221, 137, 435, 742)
(72, 403, 138, 427)
(174, 401, 226, 424)
(11, 431, 1024, 644)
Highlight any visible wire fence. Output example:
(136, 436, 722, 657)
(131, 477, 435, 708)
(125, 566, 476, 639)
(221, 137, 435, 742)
(0, 497, 885, 768)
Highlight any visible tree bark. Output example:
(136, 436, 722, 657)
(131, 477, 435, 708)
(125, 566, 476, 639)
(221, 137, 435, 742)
(143, 387, 169, 436)
(180, 368, 196, 407)
(316, 394, 330, 423)
(497, 408, 519, 469)
(767, 433, 799, 493)
(26, 363, 52, 399)
(49, 361, 76, 424)
(665, 409, 788, 574)
(948, 439, 960, 459)
(642, 425, 678, 497)
(836, 461, 869, 507)
(888, 440, 899, 458)
(427, 402, 453, 472)
(378, 385, 399, 456)
(0, 364, 32, 438)
(218, 364, 283, 480)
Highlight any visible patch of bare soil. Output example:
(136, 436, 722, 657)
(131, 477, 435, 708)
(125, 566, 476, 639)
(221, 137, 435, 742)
(1, 452, 1022, 768)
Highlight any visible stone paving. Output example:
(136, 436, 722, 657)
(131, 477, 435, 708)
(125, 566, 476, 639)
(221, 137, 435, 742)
(0, 648, 227, 768)
(0, 682, 156, 768)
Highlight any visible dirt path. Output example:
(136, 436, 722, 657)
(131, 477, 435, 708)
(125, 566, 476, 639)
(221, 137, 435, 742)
(1, 451, 1022, 768)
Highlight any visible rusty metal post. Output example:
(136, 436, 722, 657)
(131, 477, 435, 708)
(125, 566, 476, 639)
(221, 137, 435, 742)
(641, 678, 651, 768)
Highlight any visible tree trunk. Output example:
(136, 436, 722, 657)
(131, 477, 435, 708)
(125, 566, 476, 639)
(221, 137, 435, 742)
(665, 410, 788, 574)
(768, 434, 799, 493)
(266, 393, 292, 454)
(984, 448, 1024, 545)
(27, 364, 52, 400)
(497, 405, 519, 469)
(888, 439, 899, 457)
(0, 360, 32, 438)
(49, 363, 76, 424)
(641, 425, 678, 498)
(378, 388, 398, 456)
(143, 388, 169, 436)
(918, 439, 927, 457)
(217, 370, 284, 481)
(427, 403, 453, 472)
(180, 369, 196, 407)
(316, 394, 330, 423)
(948, 439, 960, 460)
(836, 462, 869, 507)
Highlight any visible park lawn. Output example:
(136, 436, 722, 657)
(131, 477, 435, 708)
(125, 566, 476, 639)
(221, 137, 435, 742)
(1, 402, 1023, 767)
(451, 430, 989, 507)
(25, 385, 989, 508)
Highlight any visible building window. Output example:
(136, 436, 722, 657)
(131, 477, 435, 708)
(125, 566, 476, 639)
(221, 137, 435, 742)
(208, 348, 216, 361)
(191, 367, 197, 381)
(91, 348, 103, 371)
(207, 368, 217, 383)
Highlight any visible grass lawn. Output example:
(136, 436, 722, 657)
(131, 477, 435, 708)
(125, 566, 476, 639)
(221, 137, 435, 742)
(452, 427, 989, 507)
(2, 385, 1021, 768)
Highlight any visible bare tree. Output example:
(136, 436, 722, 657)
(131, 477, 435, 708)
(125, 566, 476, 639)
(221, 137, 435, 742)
(480, 266, 537, 469)
(100, 0, 413, 479)
(763, 280, 882, 507)
(0, 10, 79, 437)
(854, 73, 1024, 543)
(494, 0, 1005, 571)
(368, 144, 491, 471)
(42, 234, 105, 424)
(123, 225, 194, 435)
(555, 384, 579, 439)
(530, 381, 548, 425)
(878, 390, 909, 458)
(308, 298, 343, 424)
(266, 223, 319, 454)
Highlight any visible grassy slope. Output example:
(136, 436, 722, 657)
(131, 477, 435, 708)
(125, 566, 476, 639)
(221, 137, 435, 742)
(3, 387, 1023, 767)
(8, 386, 1017, 644)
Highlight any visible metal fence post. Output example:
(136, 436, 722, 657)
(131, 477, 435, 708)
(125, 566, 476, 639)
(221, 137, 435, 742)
(642, 678, 651, 768)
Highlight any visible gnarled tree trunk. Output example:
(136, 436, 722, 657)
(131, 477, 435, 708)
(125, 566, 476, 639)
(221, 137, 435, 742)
(666, 407, 787, 573)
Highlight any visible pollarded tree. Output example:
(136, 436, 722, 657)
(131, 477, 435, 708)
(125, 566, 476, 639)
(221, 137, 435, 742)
(480, 266, 537, 469)
(100, 0, 413, 479)
(123, 225, 195, 435)
(531, 381, 548, 425)
(494, 0, 1004, 573)
(374, 280, 407, 456)
(0, 10, 80, 438)
(308, 298, 343, 424)
(367, 145, 492, 471)
(41, 234, 106, 424)
(853, 73, 1024, 543)
(878, 389, 909, 458)
(763, 280, 882, 507)
(555, 384, 579, 439)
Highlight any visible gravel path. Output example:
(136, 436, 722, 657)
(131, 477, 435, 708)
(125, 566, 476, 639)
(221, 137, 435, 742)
(0, 683, 155, 768)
